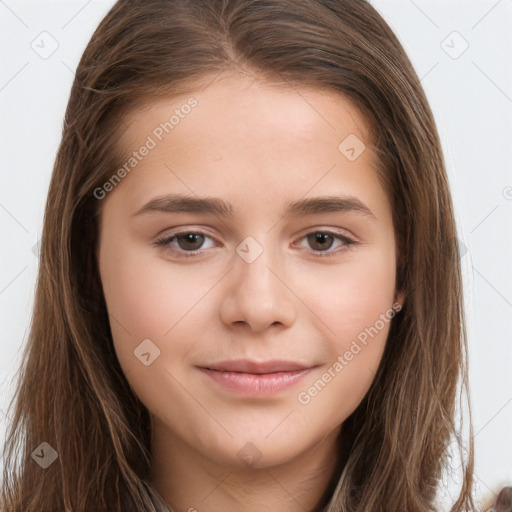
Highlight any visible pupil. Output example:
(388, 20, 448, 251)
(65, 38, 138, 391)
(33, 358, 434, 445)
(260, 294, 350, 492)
(178, 233, 204, 250)
(309, 233, 333, 251)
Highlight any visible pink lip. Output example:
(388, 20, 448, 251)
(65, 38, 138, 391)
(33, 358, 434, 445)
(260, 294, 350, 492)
(198, 359, 315, 396)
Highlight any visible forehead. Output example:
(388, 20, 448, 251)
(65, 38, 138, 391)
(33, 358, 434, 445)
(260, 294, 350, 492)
(121, 73, 374, 156)
(107, 74, 386, 218)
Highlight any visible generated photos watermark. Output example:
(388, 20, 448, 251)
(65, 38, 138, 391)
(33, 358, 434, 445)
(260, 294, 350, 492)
(93, 97, 198, 200)
(297, 302, 402, 405)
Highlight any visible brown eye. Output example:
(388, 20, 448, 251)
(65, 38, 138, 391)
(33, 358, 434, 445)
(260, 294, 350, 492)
(306, 232, 335, 251)
(175, 233, 206, 251)
(154, 231, 216, 256)
(295, 230, 356, 257)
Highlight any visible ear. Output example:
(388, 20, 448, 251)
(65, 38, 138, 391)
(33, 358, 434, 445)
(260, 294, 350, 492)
(394, 257, 406, 310)
(394, 289, 405, 311)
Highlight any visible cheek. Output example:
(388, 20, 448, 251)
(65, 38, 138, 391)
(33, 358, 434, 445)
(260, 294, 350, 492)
(292, 247, 396, 412)
(296, 245, 397, 342)
(98, 236, 220, 373)
(98, 244, 220, 427)
(294, 282, 396, 433)
(330, 265, 396, 350)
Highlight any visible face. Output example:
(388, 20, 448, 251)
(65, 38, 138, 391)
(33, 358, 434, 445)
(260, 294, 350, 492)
(98, 74, 403, 470)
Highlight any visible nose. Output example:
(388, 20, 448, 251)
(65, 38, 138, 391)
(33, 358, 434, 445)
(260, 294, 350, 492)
(219, 244, 298, 334)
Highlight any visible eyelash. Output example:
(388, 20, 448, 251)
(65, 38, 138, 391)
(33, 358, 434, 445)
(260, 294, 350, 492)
(153, 229, 357, 258)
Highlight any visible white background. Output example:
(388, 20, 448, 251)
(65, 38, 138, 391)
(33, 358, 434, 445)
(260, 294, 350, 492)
(1, 0, 511, 507)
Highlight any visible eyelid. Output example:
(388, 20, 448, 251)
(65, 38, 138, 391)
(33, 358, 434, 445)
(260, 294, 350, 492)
(295, 224, 356, 241)
(153, 228, 217, 256)
(292, 229, 356, 257)
(154, 225, 218, 242)
(153, 226, 357, 258)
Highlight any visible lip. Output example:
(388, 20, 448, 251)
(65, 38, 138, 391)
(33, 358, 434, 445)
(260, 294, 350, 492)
(201, 359, 313, 374)
(197, 359, 316, 397)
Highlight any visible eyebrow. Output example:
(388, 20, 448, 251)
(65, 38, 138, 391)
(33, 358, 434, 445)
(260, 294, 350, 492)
(133, 194, 377, 220)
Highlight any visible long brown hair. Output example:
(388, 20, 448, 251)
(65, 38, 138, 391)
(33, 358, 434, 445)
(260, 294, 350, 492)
(1, 0, 477, 510)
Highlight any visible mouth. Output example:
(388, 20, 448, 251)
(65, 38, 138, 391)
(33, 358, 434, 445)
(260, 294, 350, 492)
(197, 359, 317, 396)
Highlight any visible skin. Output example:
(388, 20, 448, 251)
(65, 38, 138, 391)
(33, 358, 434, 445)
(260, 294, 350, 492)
(98, 72, 404, 512)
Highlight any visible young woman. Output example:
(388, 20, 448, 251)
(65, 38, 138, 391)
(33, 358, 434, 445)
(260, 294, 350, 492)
(1, 0, 505, 510)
